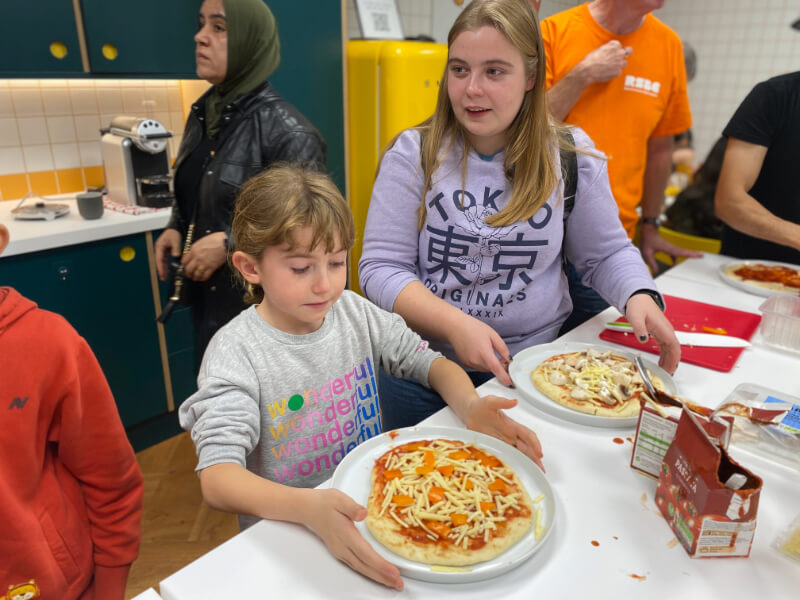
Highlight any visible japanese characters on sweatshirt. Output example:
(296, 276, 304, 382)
(179, 290, 441, 529)
(359, 127, 660, 362)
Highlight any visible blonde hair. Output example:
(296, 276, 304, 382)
(416, 0, 573, 228)
(231, 165, 355, 304)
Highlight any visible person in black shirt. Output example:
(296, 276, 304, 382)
(714, 71, 800, 264)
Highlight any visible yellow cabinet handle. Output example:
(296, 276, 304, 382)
(102, 43, 118, 61)
(50, 41, 68, 59)
(120, 246, 136, 262)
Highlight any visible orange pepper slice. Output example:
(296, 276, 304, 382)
(392, 494, 414, 506)
(383, 469, 402, 480)
(488, 479, 507, 493)
(449, 450, 470, 460)
(415, 465, 434, 475)
(436, 464, 455, 477)
(702, 326, 728, 335)
(426, 521, 451, 537)
(480, 501, 496, 514)
(450, 513, 468, 526)
(423, 450, 435, 467)
(428, 486, 446, 504)
(462, 477, 474, 491)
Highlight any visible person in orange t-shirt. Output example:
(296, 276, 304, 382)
(541, 0, 699, 332)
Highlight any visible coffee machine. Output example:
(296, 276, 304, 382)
(101, 116, 175, 207)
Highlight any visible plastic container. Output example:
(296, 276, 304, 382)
(714, 383, 800, 471)
(774, 511, 800, 563)
(757, 293, 800, 353)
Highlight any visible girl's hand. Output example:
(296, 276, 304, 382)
(305, 489, 403, 590)
(462, 395, 545, 472)
(448, 316, 513, 387)
(625, 293, 681, 374)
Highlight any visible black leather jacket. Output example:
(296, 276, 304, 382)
(166, 81, 326, 357)
(167, 81, 326, 237)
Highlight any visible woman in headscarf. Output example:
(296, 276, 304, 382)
(155, 0, 326, 363)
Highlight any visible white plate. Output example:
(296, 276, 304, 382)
(718, 260, 800, 297)
(508, 341, 677, 428)
(329, 425, 556, 584)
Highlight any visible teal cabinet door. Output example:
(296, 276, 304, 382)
(0, 234, 168, 427)
(81, 0, 198, 76)
(268, 1, 345, 192)
(0, 1, 83, 75)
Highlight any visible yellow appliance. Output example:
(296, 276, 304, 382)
(346, 40, 447, 295)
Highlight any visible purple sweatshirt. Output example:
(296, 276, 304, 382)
(359, 127, 660, 361)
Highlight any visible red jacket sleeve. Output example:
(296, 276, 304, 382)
(50, 335, 144, 569)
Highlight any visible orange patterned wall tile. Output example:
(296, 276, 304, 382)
(56, 168, 86, 193)
(0, 174, 30, 201)
(83, 166, 105, 188)
(28, 171, 58, 196)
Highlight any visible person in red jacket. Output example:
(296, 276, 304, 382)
(0, 223, 144, 599)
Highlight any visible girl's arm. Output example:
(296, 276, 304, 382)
(393, 281, 514, 386)
(426, 357, 545, 471)
(199, 463, 403, 590)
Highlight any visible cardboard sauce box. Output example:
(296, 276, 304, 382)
(631, 392, 731, 479)
(655, 408, 762, 558)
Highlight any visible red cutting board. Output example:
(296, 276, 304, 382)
(598, 295, 762, 372)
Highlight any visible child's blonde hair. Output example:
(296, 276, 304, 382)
(231, 165, 355, 304)
(416, 0, 572, 228)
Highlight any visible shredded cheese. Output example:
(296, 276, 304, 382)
(375, 439, 532, 548)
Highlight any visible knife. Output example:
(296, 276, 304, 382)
(605, 322, 750, 348)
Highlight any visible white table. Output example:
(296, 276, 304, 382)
(131, 588, 164, 600)
(160, 254, 800, 600)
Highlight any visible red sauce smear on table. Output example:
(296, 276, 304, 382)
(591, 540, 599, 547)
(629, 573, 647, 581)
(612, 437, 624, 445)
(734, 264, 800, 289)
(387, 430, 399, 439)
(613, 536, 619, 540)
(625, 437, 632, 443)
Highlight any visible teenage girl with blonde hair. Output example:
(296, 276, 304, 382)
(180, 165, 545, 590)
(360, 0, 680, 430)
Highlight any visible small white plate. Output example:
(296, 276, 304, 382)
(718, 260, 800, 297)
(330, 425, 557, 584)
(508, 341, 677, 428)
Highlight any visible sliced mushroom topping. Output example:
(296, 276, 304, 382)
(586, 348, 602, 359)
(548, 371, 569, 386)
(564, 353, 579, 367)
(612, 371, 632, 386)
(570, 387, 590, 400)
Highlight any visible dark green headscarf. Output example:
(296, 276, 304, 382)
(205, 0, 281, 139)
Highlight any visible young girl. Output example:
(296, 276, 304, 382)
(359, 0, 681, 430)
(179, 165, 545, 591)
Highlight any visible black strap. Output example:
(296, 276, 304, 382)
(559, 130, 577, 269)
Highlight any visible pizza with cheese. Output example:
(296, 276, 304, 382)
(723, 263, 800, 293)
(531, 348, 665, 417)
(365, 438, 540, 566)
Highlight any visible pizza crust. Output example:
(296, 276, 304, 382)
(531, 349, 665, 418)
(365, 439, 535, 566)
(723, 263, 800, 293)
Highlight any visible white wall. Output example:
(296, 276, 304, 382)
(654, 0, 800, 165)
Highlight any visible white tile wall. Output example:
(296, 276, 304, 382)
(347, 0, 434, 39)
(0, 79, 184, 181)
(655, 0, 800, 165)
